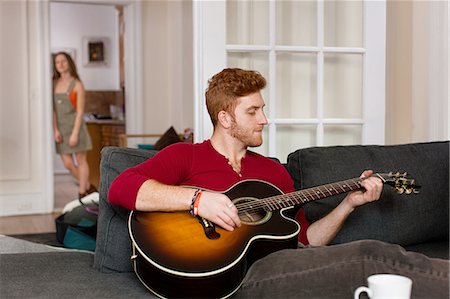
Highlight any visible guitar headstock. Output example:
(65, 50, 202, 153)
(376, 172, 421, 194)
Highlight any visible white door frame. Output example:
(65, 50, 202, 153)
(193, 0, 226, 142)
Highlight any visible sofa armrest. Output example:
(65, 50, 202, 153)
(94, 146, 158, 273)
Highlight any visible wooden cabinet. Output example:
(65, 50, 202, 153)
(86, 121, 125, 189)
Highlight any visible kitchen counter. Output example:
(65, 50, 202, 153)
(85, 114, 125, 125)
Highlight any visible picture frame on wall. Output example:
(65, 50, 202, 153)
(82, 36, 110, 67)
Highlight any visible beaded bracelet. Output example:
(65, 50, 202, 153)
(189, 189, 201, 216)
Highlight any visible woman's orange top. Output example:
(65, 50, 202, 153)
(69, 90, 77, 111)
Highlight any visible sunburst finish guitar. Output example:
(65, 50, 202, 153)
(128, 172, 419, 298)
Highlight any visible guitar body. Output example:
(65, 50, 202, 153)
(129, 180, 300, 298)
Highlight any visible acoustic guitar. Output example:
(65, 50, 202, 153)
(128, 172, 419, 298)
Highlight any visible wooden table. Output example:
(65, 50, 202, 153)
(86, 120, 125, 189)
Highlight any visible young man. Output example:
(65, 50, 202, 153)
(108, 68, 448, 298)
(109, 68, 382, 246)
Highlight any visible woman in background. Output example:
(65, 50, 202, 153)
(53, 52, 95, 199)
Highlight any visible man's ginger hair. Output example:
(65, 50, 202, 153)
(205, 68, 266, 127)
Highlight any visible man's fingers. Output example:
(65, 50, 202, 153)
(216, 209, 241, 231)
(215, 215, 234, 231)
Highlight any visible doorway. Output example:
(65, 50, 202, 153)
(49, 0, 142, 205)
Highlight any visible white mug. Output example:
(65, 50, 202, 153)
(354, 274, 412, 299)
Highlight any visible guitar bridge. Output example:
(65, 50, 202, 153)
(197, 216, 220, 240)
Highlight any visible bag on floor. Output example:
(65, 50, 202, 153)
(55, 193, 99, 251)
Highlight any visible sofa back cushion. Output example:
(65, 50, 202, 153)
(286, 141, 449, 247)
(94, 147, 158, 273)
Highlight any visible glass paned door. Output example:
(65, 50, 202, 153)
(194, 0, 386, 162)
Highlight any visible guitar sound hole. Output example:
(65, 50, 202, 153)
(233, 197, 271, 226)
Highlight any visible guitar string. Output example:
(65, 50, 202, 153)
(234, 173, 412, 216)
(234, 178, 363, 215)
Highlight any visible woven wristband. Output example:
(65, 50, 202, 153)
(189, 189, 200, 216)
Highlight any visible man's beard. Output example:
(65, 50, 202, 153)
(230, 121, 263, 147)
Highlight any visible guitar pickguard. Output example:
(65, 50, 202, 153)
(197, 216, 220, 240)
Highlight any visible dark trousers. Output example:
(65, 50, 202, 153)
(235, 240, 449, 298)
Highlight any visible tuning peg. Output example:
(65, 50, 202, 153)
(396, 187, 405, 194)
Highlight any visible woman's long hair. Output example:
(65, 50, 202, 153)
(52, 52, 80, 82)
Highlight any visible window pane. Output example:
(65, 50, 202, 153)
(276, 125, 316, 163)
(324, 53, 362, 118)
(276, 0, 317, 46)
(324, 0, 363, 47)
(227, 51, 270, 110)
(227, 0, 269, 45)
(276, 52, 317, 118)
(324, 125, 361, 146)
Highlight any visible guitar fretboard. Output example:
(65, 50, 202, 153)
(236, 178, 364, 214)
(268, 178, 362, 210)
(234, 172, 418, 216)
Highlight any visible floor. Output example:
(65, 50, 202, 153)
(0, 174, 79, 235)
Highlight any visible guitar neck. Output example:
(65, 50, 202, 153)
(258, 177, 367, 212)
(295, 177, 364, 204)
(233, 171, 418, 215)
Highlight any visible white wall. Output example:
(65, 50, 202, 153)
(50, 2, 120, 91)
(140, 1, 194, 136)
(386, 0, 449, 144)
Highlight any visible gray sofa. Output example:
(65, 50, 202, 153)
(91, 141, 448, 296)
(3, 141, 447, 299)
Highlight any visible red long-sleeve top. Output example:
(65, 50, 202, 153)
(108, 140, 310, 244)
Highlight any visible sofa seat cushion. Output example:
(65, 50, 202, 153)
(286, 141, 449, 248)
